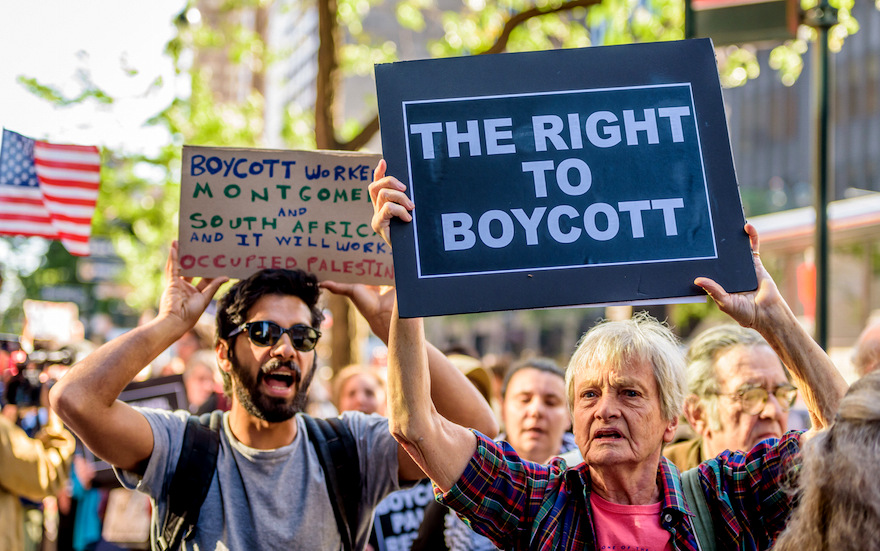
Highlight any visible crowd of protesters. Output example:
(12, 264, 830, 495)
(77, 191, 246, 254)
(3, 162, 880, 549)
(3, 292, 880, 549)
(4, 307, 875, 550)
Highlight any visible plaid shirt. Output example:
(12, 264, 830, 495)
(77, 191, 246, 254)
(436, 430, 803, 550)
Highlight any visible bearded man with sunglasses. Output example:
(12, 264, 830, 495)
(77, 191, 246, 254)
(663, 324, 799, 471)
(49, 243, 498, 550)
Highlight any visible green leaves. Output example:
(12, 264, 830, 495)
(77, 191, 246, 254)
(17, 74, 114, 107)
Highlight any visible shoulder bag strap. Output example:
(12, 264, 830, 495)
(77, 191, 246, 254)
(681, 467, 716, 551)
(303, 414, 361, 551)
(155, 411, 221, 551)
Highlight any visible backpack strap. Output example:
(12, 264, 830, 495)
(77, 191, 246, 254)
(155, 410, 222, 551)
(681, 467, 716, 551)
(302, 414, 361, 551)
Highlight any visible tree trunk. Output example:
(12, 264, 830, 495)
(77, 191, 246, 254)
(252, 2, 269, 104)
(316, 0, 341, 151)
(326, 294, 355, 369)
(316, 0, 355, 370)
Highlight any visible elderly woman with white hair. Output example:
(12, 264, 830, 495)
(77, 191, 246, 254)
(371, 158, 849, 550)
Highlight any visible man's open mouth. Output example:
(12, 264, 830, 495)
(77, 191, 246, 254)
(263, 371, 298, 389)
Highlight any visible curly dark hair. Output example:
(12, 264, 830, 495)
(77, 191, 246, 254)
(215, 268, 325, 344)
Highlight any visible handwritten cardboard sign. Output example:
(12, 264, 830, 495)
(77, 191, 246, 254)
(376, 38, 757, 317)
(178, 146, 390, 284)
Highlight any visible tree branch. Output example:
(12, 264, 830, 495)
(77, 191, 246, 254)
(336, 0, 601, 151)
(340, 114, 380, 151)
(479, 0, 603, 55)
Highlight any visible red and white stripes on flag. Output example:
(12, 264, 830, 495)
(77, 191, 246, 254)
(0, 128, 101, 256)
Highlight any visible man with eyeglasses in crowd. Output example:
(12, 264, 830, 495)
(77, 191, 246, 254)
(663, 324, 799, 471)
(49, 243, 498, 550)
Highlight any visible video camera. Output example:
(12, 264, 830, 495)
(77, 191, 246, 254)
(3, 337, 78, 370)
(2, 338, 77, 411)
(24, 347, 76, 368)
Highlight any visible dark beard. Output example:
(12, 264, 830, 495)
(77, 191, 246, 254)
(230, 355, 316, 423)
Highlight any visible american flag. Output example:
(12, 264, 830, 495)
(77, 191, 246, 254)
(0, 128, 101, 256)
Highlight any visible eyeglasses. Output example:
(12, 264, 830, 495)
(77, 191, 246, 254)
(716, 383, 798, 415)
(227, 321, 321, 352)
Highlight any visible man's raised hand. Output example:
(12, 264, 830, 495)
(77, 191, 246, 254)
(159, 241, 228, 328)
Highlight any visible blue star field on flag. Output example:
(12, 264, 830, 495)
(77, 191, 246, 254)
(0, 129, 39, 187)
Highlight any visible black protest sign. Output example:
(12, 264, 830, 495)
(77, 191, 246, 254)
(372, 480, 434, 551)
(376, 38, 757, 318)
(83, 375, 187, 487)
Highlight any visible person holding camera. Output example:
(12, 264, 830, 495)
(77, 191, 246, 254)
(0, 403, 76, 550)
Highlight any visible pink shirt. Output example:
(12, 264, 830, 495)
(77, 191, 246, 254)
(591, 492, 673, 551)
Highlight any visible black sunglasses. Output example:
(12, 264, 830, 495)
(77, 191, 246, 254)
(227, 321, 321, 352)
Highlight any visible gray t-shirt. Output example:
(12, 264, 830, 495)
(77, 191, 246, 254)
(116, 408, 401, 550)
